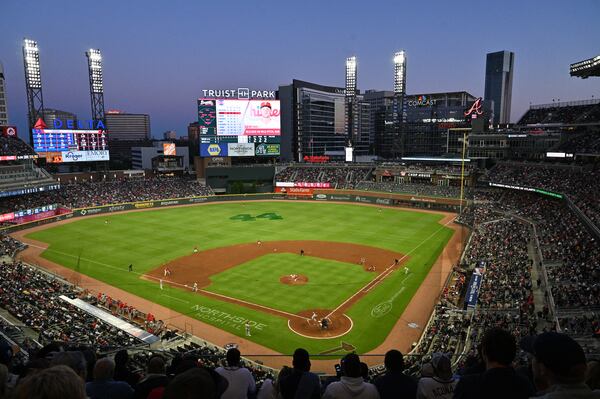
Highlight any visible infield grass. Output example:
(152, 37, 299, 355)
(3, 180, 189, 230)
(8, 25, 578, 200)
(26, 201, 455, 354)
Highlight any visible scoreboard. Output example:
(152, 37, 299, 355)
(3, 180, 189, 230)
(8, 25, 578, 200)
(32, 129, 109, 163)
(198, 98, 281, 156)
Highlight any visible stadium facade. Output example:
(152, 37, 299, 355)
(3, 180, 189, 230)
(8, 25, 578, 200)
(485, 50, 514, 125)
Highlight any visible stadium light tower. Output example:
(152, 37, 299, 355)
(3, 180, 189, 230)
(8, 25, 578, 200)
(345, 56, 358, 145)
(22, 38, 45, 135)
(86, 49, 105, 122)
(393, 50, 407, 123)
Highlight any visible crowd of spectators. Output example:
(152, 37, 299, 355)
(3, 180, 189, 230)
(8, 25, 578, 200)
(556, 129, 600, 154)
(471, 188, 600, 331)
(0, 136, 36, 157)
(517, 102, 600, 125)
(489, 162, 600, 230)
(354, 181, 471, 199)
(275, 165, 373, 188)
(0, 260, 143, 349)
(0, 176, 214, 215)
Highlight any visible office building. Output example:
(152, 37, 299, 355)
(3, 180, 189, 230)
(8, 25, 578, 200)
(104, 111, 151, 140)
(279, 80, 351, 162)
(0, 62, 8, 125)
(163, 130, 177, 140)
(484, 51, 514, 125)
(42, 108, 77, 129)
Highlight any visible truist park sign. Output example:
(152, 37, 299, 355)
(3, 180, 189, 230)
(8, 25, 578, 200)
(201, 88, 276, 100)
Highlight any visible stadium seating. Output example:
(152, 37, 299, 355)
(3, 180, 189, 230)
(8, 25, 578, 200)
(0, 136, 37, 157)
(517, 102, 600, 125)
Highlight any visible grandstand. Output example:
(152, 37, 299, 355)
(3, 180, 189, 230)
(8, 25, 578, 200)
(517, 99, 600, 126)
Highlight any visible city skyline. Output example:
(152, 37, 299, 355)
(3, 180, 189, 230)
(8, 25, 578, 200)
(1, 0, 599, 139)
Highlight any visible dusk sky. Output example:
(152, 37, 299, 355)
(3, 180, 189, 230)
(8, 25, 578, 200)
(2, 0, 599, 140)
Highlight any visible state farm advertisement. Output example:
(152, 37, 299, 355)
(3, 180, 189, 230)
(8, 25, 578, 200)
(275, 187, 314, 195)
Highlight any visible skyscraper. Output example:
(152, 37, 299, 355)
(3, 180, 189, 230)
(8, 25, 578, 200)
(484, 51, 514, 125)
(0, 61, 8, 125)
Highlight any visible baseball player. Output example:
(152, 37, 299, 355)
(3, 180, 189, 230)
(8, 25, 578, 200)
(159, 279, 163, 290)
(404, 266, 409, 275)
(311, 312, 318, 323)
(128, 264, 133, 272)
(164, 268, 168, 277)
(192, 282, 198, 292)
(300, 249, 304, 256)
(193, 246, 199, 253)
(245, 322, 251, 336)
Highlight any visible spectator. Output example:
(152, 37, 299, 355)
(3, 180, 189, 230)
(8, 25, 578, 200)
(15, 365, 87, 399)
(526, 332, 600, 398)
(114, 349, 140, 387)
(453, 328, 534, 399)
(133, 355, 169, 399)
(50, 351, 88, 382)
(215, 348, 256, 399)
(323, 353, 379, 399)
(258, 366, 293, 399)
(374, 349, 417, 399)
(279, 348, 321, 399)
(163, 367, 221, 399)
(417, 353, 457, 399)
(86, 357, 134, 399)
(587, 361, 600, 391)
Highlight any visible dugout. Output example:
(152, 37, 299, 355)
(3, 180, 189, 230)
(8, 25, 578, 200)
(205, 166, 275, 194)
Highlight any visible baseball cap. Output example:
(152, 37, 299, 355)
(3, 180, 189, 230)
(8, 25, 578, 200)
(520, 332, 586, 376)
(431, 352, 453, 381)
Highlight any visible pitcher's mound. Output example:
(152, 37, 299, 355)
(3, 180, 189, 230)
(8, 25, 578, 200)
(280, 274, 308, 285)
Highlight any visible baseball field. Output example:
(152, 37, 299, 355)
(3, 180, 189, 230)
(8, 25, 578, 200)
(16, 201, 460, 357)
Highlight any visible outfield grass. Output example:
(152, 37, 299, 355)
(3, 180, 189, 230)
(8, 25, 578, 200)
(26, 201, 455, 354)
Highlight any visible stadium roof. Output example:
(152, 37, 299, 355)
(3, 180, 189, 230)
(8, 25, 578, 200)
(570, 54, 600, 78)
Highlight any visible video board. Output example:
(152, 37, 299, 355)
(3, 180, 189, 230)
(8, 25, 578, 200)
(32, 128, 109, 163)
(198, 98, 281, 157)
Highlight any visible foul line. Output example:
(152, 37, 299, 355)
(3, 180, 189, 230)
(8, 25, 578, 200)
(324, 218, 455, 319)
(197, 289, 308, 322)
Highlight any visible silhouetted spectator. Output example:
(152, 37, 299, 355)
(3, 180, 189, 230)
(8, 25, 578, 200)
(453, 328, 534, 399)
(279, 348, 321, 399)
(134, 355, 169, 399)
(374, 349, 417, 399)
(324, 353, 379, 399)
(86, 357, 134, 399)
(15, 365, 87, 399)
(215, 348, 256, 399)
(525, 332, 600, 398)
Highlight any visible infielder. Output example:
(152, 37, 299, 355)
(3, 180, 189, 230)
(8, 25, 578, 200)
(245, 322, 251, 336)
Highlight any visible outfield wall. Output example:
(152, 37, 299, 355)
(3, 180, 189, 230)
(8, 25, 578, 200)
(1, 190, 467, 234)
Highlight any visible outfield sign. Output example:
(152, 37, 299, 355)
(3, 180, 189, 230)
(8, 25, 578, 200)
(465, 272, 483, 309)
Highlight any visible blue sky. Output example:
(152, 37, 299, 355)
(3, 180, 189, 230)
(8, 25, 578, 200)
(1, 0, 599, 139)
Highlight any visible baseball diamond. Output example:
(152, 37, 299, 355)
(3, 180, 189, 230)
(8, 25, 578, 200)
(13, 200, 463, 369)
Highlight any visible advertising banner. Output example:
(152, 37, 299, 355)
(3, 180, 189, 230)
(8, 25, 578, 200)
(61, 150, 110, 162)
(276, 182, 332, 188)
(255, 143, 280, 156)
(200, 143, 228, 157)
(163, 143, 176, 156)
(275, 187, 313, 195)
(465, 273, 483, 309)
(227, 143, 255, 157)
